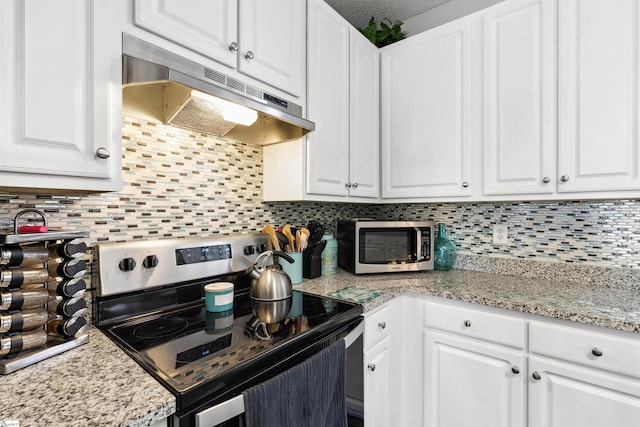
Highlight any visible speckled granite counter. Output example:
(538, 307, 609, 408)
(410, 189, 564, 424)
(4, 266, 640, 427)
(1, 327, 175, 427)
(294, 269, 640, 333)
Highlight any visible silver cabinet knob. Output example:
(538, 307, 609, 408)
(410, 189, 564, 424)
(229, 42, 238, 51)
(511, 366, 520, 375)
(345, 182, 352, 188)
(245, 50, 255, 60)
(532, 372, 542, 381)
(352, 182, 358, 189)
(95, 147, 111, 159)
(462, 182, 469, 188)
(560, 175, 570, 182)
(592, 347, 603, 357)
(542, 176, 551, 183)
(378, 321, 386, 330)
(367, 363, 376, 372)
(463, 320, 472, 327)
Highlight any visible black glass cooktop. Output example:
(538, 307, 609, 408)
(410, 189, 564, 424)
(101, 288, 362, 408)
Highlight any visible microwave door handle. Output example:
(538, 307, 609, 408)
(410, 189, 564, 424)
(413, 230, 420, 262)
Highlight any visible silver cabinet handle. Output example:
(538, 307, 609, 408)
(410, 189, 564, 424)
(542, 176, 551, 183)
(378, 321, 386, 330)
(245, 50, 255, 60)
(345, 182, 352, 188)
(96, 147, 111, 159)
(367, 363, 376, 372)
(462, 182, 469, 188)
(592, 347, 603, 357)
(463, 320, 472, 327)
(532, 372, 542, 381)
(352, 182, 358, 189)
(229, 42, 238, 51)
(511, 366, 520, 375)
(560, 175, 570, 182)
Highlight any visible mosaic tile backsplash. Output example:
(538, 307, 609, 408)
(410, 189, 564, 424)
(1, 116, 640, 272)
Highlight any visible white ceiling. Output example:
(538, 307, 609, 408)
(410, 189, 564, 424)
(324, 0, 451, 29)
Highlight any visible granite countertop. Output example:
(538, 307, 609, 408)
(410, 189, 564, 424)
(294, 269, 640, 333)
(2, 327, 175, 427)
(4, 267, 640, 426)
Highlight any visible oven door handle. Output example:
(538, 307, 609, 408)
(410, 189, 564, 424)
(343, 318, 364, 348)
(195, 321, 364, 426)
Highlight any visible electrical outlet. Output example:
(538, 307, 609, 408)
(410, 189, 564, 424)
(493, 224, 508, 244)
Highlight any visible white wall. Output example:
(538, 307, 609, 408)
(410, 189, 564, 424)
(403, 0, 505, 36)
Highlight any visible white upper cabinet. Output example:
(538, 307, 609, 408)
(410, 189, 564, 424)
(557, 0, 640, 193)
(134, 0, 237, 67)
(306, 0, 350, 197)
(381, 17, 473, 199)
(134, 0, 305, 97)
(481, 0, 556, 196)
(238, 0, 305, 97)
(305, 0, 379, 200)
(348, 27, 380, 199)
(0, 0, 122, 192)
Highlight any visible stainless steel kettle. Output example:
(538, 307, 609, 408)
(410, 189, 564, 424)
(248, 251, 295, 301)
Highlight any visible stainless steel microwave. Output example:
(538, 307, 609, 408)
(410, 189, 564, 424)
(336, 219, 434, 274)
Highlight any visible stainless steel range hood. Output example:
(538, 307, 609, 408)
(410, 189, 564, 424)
(122, 34, 314, 146)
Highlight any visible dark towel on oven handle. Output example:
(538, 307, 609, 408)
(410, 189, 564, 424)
(242, 338, 347, 427)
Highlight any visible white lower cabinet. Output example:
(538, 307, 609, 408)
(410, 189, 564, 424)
(528, 320, 640, 427)
(423, 299, 526, 427)
(361, 300, 401, 427)
(363, 335, 393, 427)
(424, 332, 526, 427)
(529, 356, 640, 427)
(416, 296, 640, 427)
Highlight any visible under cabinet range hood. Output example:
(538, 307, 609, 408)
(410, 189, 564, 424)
(121, 34, 314, 145)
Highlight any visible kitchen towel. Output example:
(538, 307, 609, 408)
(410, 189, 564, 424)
(242, 339, 347, 427)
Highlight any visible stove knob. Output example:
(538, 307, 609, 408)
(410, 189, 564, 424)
(118, 257, 137, 272)
(143, 255, 159, 269)
(244, 245, 255, 256)
(256, 243, 268, 254)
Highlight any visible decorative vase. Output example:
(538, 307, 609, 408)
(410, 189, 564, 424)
(434, 223, 457, 271)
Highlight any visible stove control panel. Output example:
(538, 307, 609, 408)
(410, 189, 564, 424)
(176, 244, 231, 265)
(94, 233, 269, 297)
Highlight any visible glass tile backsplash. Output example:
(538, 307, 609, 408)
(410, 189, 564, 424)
(1, 117, 639, 270)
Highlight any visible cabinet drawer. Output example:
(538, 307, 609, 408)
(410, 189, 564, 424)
(364, 303, 394, 349)
(529, 321, 640, 378)
(423, 300, 525, 349)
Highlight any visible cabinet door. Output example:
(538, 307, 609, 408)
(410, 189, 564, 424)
(306, 0, 350, 196)
(529, 356, 640, 427)
(238, 0, 304, 97)
(363, 335, 393, 427)
(557, 0, 640, 192)
(482, 0, 556, 195)
(381, 18, 473, 199)
(0, 0, 121, 191)
(134, 0, 237, 68)
(424, 331, 526, 427)
(348, 28, 380, 199)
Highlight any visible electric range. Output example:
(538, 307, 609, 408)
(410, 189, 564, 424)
(92, 233, 362, 426)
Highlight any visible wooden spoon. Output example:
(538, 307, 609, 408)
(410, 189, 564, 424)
(282, 224, 295, 253)
(262, 224, 280, 251)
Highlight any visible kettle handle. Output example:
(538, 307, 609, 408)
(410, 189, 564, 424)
(271, 251, 295, 264)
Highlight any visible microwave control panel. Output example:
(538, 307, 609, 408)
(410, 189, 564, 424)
(419, 227, 432, 261)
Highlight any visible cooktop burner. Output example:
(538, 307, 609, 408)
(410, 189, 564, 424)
(133, 318, 189, 339)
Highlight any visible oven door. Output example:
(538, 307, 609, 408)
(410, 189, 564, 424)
(183, 317, 364, 427)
